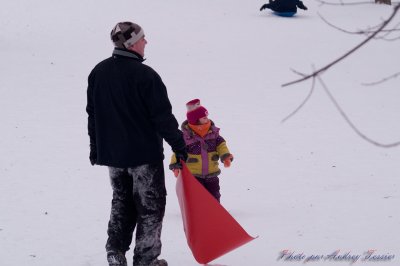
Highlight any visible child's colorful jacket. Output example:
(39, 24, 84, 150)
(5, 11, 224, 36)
(170, 120, 231, 178)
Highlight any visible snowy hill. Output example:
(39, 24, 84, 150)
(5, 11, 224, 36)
(0, 0, 399, 265)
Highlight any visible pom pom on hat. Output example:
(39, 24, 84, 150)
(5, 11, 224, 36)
(186, 99, 201, 111)
(186, 99, 208, 124)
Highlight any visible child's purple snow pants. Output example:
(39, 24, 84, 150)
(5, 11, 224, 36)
(195, 176, 221, 202)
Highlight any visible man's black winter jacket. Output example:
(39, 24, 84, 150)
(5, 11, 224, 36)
(86, 48, 186, 168)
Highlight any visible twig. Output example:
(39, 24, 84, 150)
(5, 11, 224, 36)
(281, 75, 316, 123)
(318, 14, 366, 35)
(282, 3, 400, 87)
(318, 13, 400, 38)
(361, 71, 400, 85)
(318, 76, 400, 148)
(290, 68, 309, 77)
(317, 0, 400, 5)
(316, 0, 378, 6)
(319, 14, 400, 43)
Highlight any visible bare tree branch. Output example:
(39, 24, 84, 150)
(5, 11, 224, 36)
(282, 3, 400, 147)
(282, 2, 400, 87)
(361, 71, 400, 85)
(317, 76, 400, 148)
(317, 0, 400, 6)
(318, 13, 400, 40)
(377, 21, 400, 40)
(316, 0, 378, 6)
(290, 68, 309, 77)
(318, 13, 367, 34)
(281, 75, 316, 123)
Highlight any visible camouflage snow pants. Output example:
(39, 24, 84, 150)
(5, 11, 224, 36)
(106, 162, 166, 266)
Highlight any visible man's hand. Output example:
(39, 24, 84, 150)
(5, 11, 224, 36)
(175, 150, 188, 164)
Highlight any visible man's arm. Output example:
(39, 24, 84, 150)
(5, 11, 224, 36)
(86, 71, 97, 165)
(142, 70, 187, 157)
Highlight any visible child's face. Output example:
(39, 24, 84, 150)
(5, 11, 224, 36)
(198, 116, 209, 125)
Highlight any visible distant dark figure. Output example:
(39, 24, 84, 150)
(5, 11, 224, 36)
(260, 0, 307, 17)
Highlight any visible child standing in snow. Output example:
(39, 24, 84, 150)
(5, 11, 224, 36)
(169, 99, 233, 202)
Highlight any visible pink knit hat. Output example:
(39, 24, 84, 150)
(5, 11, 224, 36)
(186, 99, 208, 124)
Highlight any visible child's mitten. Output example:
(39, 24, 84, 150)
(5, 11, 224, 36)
(223, 154, 234, 168)
(173, 169, 180, 177)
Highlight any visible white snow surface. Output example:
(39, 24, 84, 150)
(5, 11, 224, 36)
(0, 0, 399, 265)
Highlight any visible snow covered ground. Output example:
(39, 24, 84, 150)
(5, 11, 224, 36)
(0, 0, 399, 265)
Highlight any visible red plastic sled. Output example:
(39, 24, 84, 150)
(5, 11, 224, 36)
(176, 161, 256, 264)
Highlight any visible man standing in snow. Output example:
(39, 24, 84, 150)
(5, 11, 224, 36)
(86, 21, 187, 266)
